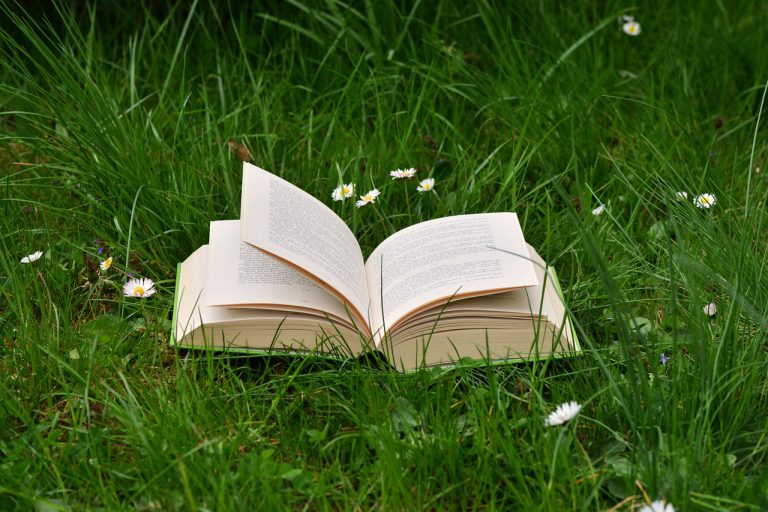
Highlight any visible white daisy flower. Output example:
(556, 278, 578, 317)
(100, 256, 113, 271)
(639, 499, 675, 512)
(332, 183, 354, 202)
(592, 204, 606, 216)
(622, 20, 641, 36)
(544, 401, 582, 427)
(355, 189, 381, 208)
(703, 302, 717, 317)
(676, 191, 688, 201)
(390, 168, 417, 179)
(694, 193, 717, 209)
(416, 178, 435, 192)
(20, 250, 43, 264)
(123, 277, 156, 298)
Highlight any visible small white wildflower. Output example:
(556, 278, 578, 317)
(416, 178, 435, 192)
(20, 250, 43, 264)
(100, 256, 113, 272)
(623, 20, 641, 36)
(332, 183, 354, 202)
(694, 193, 717, 209)
(544, 401, 582, 427)
(621, 15, 635, 23)
(592, 204, 606, 216)
(639, 499, 675, 512)
(123, 277, 156, 298)
(355, 189, 381, 208)
(390, 168, 417, 179)
(704, 302, 717, 317)
(676, 191, 688, 201)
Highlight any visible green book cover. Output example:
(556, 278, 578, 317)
(170, 262, 181, 347)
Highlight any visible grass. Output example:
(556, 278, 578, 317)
(2, 0, 768, 509)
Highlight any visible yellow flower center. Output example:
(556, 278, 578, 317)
(103, 257, 112, 269)
(134, 286, 145, 297)
(342, 186, 350, 194)
(702, 197, 710, 204)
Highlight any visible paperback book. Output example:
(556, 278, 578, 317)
(172, 163, 579, 371)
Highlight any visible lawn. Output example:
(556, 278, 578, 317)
(2, 1, 768, 510)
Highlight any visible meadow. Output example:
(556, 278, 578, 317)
(2, 1, 768, 510)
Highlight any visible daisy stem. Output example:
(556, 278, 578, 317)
(404, 182, 412, 221)
(372, 204, 395, 234)
(35, 269, 55, 324)
(140, 300, 150, 337)
(546, 426, 569, 492)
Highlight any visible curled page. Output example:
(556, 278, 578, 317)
(240, 163, 370, 333)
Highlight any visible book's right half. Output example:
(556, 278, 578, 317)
(365, 212, 539, 339)
(369, 229, 578, 371)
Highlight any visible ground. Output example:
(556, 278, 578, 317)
(1, 1, 768, 510)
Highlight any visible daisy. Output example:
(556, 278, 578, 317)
(355, 189, 381, 208)
(544, 401, 582, 427)
(676, 191, 688, 201)
(622, 20, 641, 36)
(591, 204, 605, 216)
(390, 168, 417, 179)
(123, 277, 156, 298)
(332, 183, 354, 202)
(703, 302, 717, 317)
(20, 250, 43, 264)
(100, 256, 113, 272)
(694, 193, 717, 209)
(639, 500, 675, 512)
(416, 178, 435, 192)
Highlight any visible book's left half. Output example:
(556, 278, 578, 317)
(172, 245, 365, 357)
(206, 220, 359, 332)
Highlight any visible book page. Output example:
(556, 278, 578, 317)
(365, 213, 538, 337)
(384, 243, 575, 369)
(205, 220, 353, 327)
(240, 163, 370, 332)
(176, 245, 281, 340)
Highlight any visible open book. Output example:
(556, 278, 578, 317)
(172, 163, 579, 371)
